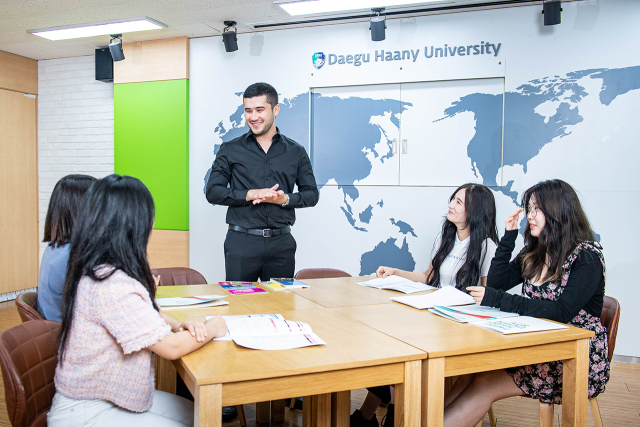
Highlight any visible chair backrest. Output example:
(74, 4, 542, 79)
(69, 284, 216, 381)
(150, 267, 208, 286)
(601, 296, 621, 361)
(15, 293, 43, 323)
(0, 320, 60, 427)
(294, 268, 352, 280)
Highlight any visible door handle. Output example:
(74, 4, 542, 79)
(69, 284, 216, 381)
(402, 139, 408, 154)
(392, 138, 398, 154)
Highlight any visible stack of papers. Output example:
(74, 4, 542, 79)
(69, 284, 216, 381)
(156, 295, 228, 310)
(206, 313, 326, 350)
(357, 276, 436, 294)
(390, 286, 474, 309)
(219, 281, 266, 294)
(429, 305, 519, 323)
(472, 316, 569, 334)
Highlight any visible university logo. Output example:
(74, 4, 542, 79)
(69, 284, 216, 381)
(312, 52, 325, 69)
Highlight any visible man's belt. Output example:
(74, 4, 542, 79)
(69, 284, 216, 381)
(228, 224, 291, 238)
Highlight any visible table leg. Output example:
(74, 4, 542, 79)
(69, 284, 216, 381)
(303, 396, 313, 427)
(195, 384, 222, 427)
(256, 401, 271, 424)
(155, 355, 177, 394)
(395, 360, 421, 427)
(331, 391, 350, 427)
(315, 394, 332, 427)
(422, 358, 445, 427)
(272, 399, 286, 422)
(562, 338, 589, 426)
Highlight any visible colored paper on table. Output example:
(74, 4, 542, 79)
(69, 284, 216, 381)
(429, 305, 519, 323)
(270, 278, 310, 289)
(262, 281, 286, 291)
(219, 281, 266, 294)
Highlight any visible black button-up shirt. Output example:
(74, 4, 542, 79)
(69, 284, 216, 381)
(206, 129, 319, 229)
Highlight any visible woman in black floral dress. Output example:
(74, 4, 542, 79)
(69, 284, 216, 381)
(443, 179, 609, 427)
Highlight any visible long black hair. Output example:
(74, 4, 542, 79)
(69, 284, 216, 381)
(43, 174, 97, 247)
(519, 179, 594, 283)
(426, 183, 498, 291)
(58, 174, 157, 361)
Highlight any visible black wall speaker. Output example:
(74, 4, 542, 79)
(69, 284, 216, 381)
(95, 48, 113, 82)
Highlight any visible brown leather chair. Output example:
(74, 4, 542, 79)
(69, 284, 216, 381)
(0, 320, 60, 427)
(294, 268, 351, 280)
(150, 267, 208, 286)
(538, 296, 620, 427)
(15, 292, 43, 323)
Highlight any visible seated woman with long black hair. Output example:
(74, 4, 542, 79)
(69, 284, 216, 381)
(48, 175, 227, 427)
(351, 183, 499, 427)
(445, 179, 610, 427)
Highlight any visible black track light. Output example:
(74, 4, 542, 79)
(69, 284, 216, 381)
(108, 34, 125, 61)
(370, 8, 386, 42)
(222, 21, 238, 52)
(542, 1, 562, 26)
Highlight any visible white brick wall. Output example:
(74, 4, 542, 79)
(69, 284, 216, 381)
(38, 55, 115, 259)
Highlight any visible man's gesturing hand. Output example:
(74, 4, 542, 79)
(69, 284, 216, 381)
(247, 184, 288, 205)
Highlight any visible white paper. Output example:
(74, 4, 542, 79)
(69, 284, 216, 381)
(390, 286, 474, 309)
(471, 316, 569, 334)
(206, 314, 285, 341)
(156, 294, 227, 307)
(232, 332, 326, 350)
(357, 276, 436, 294)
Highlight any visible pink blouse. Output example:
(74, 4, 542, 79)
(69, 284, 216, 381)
(54, 269, 171, 412)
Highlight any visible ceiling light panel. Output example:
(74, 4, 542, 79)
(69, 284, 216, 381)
(28, 17, 167, 41)
(276, 0, 454, 16)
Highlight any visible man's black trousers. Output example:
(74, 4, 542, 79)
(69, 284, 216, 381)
(224, 229, 296, 281)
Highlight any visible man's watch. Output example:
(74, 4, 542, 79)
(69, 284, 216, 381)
(281, 193, 290, 207)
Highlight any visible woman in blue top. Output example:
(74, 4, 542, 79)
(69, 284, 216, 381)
(37, 174, 96, 321)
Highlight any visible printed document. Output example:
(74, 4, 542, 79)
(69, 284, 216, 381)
(156, 295, 228, 310)
(471, 316, 569, 334)
(357, 276, 436, 294)
(206, 314, 326, 349)
(390, 286, 474, 309)
(429, 305, 520, 323)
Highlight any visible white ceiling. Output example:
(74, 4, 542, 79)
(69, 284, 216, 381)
(0, 0, 539, 61)
(0, 0, 294, 60)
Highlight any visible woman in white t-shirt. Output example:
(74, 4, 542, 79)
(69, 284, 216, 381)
(350, 183, 498, 427)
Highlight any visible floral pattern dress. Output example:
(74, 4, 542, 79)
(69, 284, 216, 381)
(506, 241, 610, 404)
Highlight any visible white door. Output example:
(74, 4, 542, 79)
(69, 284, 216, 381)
(399, 78, 504, 187)
(311, 84, 401, 187)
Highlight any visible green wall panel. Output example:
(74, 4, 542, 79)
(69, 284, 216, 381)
(114, 80, 189, 231)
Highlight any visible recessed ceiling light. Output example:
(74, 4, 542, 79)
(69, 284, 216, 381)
(276, 0, 455, 16)
(28, 17, 167, 41)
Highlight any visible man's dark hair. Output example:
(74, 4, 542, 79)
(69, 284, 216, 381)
(243, 82, 278, 108)
(43, 174, 97, 247)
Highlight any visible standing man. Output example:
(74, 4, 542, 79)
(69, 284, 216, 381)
(206, 82, 319, 281)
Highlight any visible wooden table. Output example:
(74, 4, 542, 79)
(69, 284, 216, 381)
(288, 276, 434, 308)
(331, 303, 594, 427)
(156, 286, 426, 427)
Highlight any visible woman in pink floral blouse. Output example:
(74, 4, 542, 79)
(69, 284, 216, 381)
(48, 175, 227, 427)
(445, 179, 609, 427)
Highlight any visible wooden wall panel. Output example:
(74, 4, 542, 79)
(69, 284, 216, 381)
(114, 37, 189, 84)
(0, 51, 37, 94)
(148, 229, 189, 269)
(0, 89, 38, 293)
